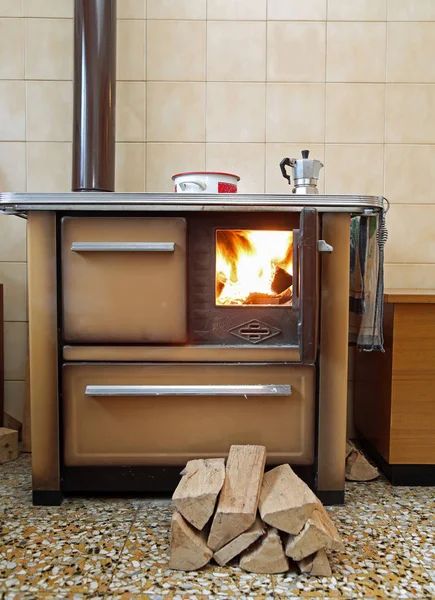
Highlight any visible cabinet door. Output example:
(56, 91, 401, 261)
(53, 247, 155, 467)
(63, 363, 315, 466)
(62, 217, 187, 343)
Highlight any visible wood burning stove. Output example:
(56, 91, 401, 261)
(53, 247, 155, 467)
(0, 192, 384, 507)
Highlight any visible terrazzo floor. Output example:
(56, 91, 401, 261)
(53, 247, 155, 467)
(0, 454, 434, 599)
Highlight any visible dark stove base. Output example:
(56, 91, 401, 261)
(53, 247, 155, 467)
(359, 438, 435, 486)
(33, 490, 64, 506)
(29, 465, 343, 506)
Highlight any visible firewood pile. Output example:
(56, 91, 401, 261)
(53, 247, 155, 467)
(169, 445, 343, 576)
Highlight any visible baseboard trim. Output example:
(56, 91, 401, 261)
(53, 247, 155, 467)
(358, 437, 435, 486)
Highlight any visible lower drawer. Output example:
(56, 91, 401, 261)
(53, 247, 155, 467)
(62, 363, 315, 466)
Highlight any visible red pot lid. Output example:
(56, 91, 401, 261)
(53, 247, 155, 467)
(172, 171, 240, 181)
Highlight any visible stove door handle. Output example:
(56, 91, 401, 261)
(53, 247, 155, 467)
(71, 242, 175, 252)
(85, 384, 292, 397)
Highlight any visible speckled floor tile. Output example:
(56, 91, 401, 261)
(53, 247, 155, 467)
(1, 456, 435, 598)
(0, 519, 131, 595)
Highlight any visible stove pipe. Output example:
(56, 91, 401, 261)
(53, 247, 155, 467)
(72, 0, 117, 192)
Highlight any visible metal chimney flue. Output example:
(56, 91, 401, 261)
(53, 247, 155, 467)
(72, 0, 116, 192)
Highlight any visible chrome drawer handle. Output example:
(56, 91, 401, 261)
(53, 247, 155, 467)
(71, 242, 175, 252)
(85, 384, 292, 397)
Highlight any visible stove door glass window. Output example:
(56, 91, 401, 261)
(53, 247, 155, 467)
(216, 230, 293, 306)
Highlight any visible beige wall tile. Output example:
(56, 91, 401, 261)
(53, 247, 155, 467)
(25, 18, 73, 79)
(24, 0, 72, 17)
(324, 144, 384, 195)
(266, 143, 325, 193)
(148, 0, 205, 20)
(267, 22, 326, 83)
(118, 0, 145, 19)
(208, 0, 266, 20)
(147, 82, 205, 142)
(385, 264, 435, 289)
(27, 142, 71, 191)
(388, 0, 435, 21)
(327, 23, 386, 83)
(326, 84, 385, 143)
(0, 143, 26, 192)
(385, 205, 435, 264)
(0, 81, 25, 141)
(0, 0, 23, 16)
(385, 145, 435, 204)
(328, 0, 386, 20)
(268, 0, 326, 20)
(26, 81, 72, 141)
(386, 85, 435, 144)
(267, 84, 325, 143)
(147, 20, 205, 81)
(0, 214, 26, 262)
(4, 381, 25, 424)
(206, 143, 265, 193)
(146, 143, 205, 191)
(0, 262, 27, 321)
(116, 82, 146, 142)
(206, 83, 265, 142)
(207, 21, 266, 82)
(0, 19, 24, 79)
(117, 19, 146, 80)
(387, 23, 435, 83)
(4, 321, 27, 380)
(115, 143, 145, 192)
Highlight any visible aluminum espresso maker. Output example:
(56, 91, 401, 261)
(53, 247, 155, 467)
(280, 150, 324, 194)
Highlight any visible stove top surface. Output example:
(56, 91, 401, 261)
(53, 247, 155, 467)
(0, 192, 385, 215)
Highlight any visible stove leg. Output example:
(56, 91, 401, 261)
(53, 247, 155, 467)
(317, 214, 350, 500)
(32, 491, 63, 506)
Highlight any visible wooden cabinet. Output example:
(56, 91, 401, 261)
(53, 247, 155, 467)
(354, 290, 435, 484)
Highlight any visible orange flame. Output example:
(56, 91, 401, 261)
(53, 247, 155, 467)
(216, 230, 293, 306)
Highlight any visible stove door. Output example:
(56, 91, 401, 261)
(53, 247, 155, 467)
(189, 209, 320, 362)
(61, 217, 187, 343)
(296, 207, 320, 363)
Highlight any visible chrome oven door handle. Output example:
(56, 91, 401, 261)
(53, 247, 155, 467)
(71, 242, 175, 252)
(85, 384, 292, 397)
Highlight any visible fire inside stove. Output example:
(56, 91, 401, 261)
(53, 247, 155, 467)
(216, 230, 293, 306)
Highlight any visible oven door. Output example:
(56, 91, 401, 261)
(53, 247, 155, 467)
(61, 217, 187, 344)
(189, 208, 319, 363)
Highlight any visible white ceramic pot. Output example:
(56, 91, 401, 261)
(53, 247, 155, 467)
(172, 171, 240, 193)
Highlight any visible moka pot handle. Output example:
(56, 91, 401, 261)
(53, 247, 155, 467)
(280, 157, 292, 185)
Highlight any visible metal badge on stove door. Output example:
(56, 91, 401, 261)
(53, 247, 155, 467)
(230, 319, 281, 344)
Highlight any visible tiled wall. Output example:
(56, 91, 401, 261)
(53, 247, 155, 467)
(1, 0, 435, 422)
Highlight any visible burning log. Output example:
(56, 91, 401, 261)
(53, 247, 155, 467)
(271, 266, 293, 295)
(169, 446, 344, 576)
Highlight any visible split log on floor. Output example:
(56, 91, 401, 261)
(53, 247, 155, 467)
(239, 526, 289, 574)
(345, 447, 379, 481)
(297, 549, 332, 577)
(172, 458, 226, 530)
(168, 511, 213, 571)
(346, 441, 354, 458)
(0, 427, 19, 464)
(259, 464, 319, 535)
(207, 445, 267, 551)
(285, 504, 344, 561)
(213, 516, 264, 567)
